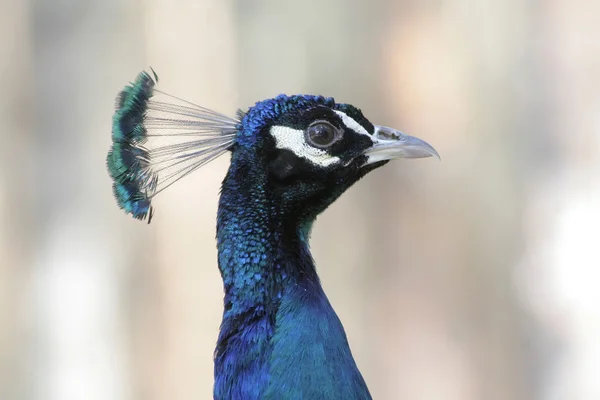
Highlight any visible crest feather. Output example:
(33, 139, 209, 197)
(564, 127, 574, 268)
(107, 70, 238, 221)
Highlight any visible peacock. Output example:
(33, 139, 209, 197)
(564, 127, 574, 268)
(107, 70, 438, 399)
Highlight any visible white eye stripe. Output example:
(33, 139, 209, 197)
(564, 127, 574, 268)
(269, 125, 341, 167)
(333, 110, 371, 137)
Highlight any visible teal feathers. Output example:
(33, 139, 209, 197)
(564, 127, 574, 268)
(107, 71, 156, 221)
(107, 70, 438, 399)
(107, 70, 239, 221)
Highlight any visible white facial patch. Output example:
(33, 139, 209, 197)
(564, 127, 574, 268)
(333, 110, 371, 137)
(269, 111, 374, 168)
(269, 126, 341, 167)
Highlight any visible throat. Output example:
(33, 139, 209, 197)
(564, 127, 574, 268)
(216, 167, 321, 319)
(213, 160, 370, 399)
(213, 162, 317, 394)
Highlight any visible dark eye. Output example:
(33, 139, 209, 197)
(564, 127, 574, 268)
(305, 121, 341, 148)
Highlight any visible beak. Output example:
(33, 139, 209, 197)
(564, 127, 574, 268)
(364, 125, 440, 164)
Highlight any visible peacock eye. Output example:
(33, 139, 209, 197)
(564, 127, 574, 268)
(305, 121, 341, 149)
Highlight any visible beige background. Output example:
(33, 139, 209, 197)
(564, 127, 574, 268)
(1, 1, 599, 399)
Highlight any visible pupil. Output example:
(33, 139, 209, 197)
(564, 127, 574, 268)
(310, 124, 334, 145)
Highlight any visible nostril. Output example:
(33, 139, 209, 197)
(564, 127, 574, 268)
(375, 126, 403, 141)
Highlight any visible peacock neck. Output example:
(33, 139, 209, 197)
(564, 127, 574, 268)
(213, 152, 370, 399)
(213, 155, 315, 396)
(215, 158, 321, 314)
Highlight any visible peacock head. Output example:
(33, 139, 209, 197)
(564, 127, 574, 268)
(107, 70, 439, 223)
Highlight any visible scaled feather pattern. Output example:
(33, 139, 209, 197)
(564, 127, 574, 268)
(107, 70, 438, 399)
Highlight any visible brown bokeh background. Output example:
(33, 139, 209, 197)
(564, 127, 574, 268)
(1, 1, 599, 399)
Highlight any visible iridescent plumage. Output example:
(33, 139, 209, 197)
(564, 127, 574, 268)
(107, 71, 438, 399)
(107, 70, 238, 221)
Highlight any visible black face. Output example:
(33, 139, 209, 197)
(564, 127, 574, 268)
(252, 105, 386, 224)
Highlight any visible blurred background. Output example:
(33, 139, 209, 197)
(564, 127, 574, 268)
(1, 0, 599, 399)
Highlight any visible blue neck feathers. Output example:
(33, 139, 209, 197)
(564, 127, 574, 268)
(214, 150, 371, 400)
